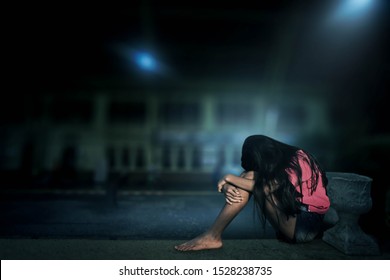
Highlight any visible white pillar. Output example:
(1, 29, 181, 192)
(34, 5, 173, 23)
(202, 94, 215, 132)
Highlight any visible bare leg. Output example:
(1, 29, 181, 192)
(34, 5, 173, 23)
(263, 188, 296, 240)
(175, 173, 252, 251)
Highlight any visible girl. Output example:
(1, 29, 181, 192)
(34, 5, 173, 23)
(175, 135, 330, 251)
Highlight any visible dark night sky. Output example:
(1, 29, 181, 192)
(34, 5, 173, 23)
(4, 0, 390, 124)
(7, 2, 298, 83)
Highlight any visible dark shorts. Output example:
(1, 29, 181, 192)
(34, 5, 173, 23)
(293, 210, 325, 243)
(276, 207, 325, 244)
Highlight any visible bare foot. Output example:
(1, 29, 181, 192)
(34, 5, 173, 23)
(174, 234, 223, 251)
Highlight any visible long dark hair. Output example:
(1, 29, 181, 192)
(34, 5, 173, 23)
(241, 135, 327, 225)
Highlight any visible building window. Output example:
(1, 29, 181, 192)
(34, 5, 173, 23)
(192, 146, 202, 169)
(122, 147, 129, 167)
(177, 146, 186, 169)
(135, 147, 145, 169)
(107, 147, 116, 169)
(162, 144, 171, 169)
(108, 101, 146, 124)
(159, 102, 200, 126)
(216, 102, 254, 125)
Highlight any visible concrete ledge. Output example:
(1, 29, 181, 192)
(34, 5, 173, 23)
(1, 238, 389, 260)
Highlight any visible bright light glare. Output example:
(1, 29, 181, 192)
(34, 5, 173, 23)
(351, 0, 372, 8)
(330, 0, 374, 22)
(346, 0, 372, 12)
(133, 52, 157, 71)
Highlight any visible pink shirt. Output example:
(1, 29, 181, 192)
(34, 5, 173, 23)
(287, 150, 330, 214)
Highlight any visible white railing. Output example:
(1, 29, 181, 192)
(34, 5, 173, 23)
(104, 142, 241, 173)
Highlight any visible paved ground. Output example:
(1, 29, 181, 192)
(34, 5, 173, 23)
(0, 190, 273, 240)
(1, 238, 388, 260)
(1, 189, 389, 260)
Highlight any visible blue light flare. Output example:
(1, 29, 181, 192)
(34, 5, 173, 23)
(330, 0, 374, 23)
(133, 51, 158, 72)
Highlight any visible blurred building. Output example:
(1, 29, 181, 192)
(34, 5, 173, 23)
(0, 81, 331, 189)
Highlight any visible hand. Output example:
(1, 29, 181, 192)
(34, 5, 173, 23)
(217, 174, 232, 192)
(221, 184, 243, 205)
(217, 176, 228, 193)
